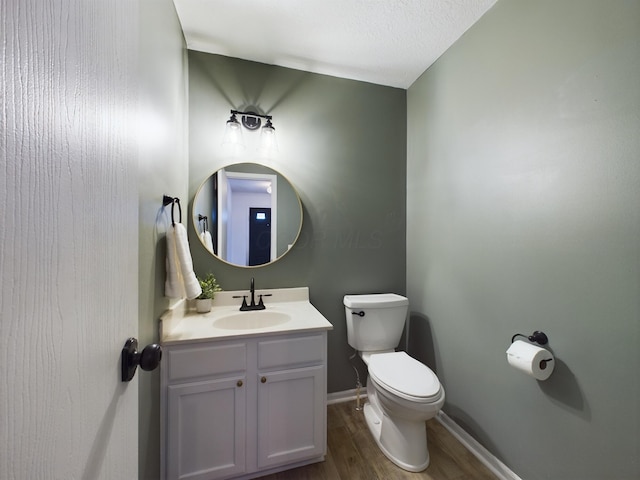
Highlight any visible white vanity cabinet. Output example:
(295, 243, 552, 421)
(161, 331, 328, 480)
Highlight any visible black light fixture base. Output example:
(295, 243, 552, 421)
(241, 112, 262, 130)
(230, 108, 272, 131)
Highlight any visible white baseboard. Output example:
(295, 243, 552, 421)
(436, 411, 522, 480)
(327, 388, 368, 405)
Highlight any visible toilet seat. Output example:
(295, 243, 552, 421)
(369, 351, 441, 402)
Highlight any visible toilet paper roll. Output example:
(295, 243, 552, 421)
(506, 340, 555, 381)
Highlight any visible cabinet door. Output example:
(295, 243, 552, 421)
(256, 366, 325, 469)
(167, 377, 246, 480)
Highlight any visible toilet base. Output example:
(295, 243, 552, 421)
(363, 401, 430, 472)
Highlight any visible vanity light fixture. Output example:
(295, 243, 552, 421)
(222, 109, 278, 158)
(259, 118, 278, 157)
(222, 112, 244, 150)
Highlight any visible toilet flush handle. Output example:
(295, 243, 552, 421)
(352, 311, 365, 317)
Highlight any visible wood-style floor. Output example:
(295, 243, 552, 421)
(258, 401, 499, 480)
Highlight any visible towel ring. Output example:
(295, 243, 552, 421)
(162, 195, 182, 227)
(172, 199, 182, 226)
(198, 214, 209, 233)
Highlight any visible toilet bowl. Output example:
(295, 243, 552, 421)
(344, 294, 445, 472)
(364, 351, 444, 471)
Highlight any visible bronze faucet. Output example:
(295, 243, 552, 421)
(239, 277, 267, 311)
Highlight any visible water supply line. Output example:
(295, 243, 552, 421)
(348, 348, 363, 411)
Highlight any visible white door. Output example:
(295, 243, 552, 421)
(1, 0, 140, 478)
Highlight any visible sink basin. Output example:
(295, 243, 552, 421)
(213, 310, 292, 330)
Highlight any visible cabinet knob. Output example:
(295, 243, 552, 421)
(261, 376, 267, 383)
(237, 380, 243, 387)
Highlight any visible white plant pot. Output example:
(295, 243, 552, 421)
(195, 298, 212, 313)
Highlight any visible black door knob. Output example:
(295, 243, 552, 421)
(121, 338, 163, 382)
(139, 343, 163, 371)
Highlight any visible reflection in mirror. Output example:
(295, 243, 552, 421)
(193, 163, 303, 267)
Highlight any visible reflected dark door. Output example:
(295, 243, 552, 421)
(249, 207, 271, 266)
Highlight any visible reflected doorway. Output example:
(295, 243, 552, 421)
(249, 207, 271, 266)
(220, 170, 278, 266)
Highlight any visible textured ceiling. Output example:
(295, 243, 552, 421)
(173, 0, 497, 89)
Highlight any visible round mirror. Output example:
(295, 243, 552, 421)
(192, 163, 303, 267)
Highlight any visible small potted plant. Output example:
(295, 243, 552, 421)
(195, 273, 221, 313)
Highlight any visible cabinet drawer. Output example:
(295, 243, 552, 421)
(167, 342, 246, 382)
(258, 333, 325, 370)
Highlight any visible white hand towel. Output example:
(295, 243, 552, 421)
(165, 223, 202, 300)
(174, 223, 202, 299)
(165, 225, 185, 299)
(203, 231, 214, 252)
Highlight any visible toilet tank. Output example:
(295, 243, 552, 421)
(343, 293, 409, 352)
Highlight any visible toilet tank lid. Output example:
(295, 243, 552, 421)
(343, 293, 408, 308)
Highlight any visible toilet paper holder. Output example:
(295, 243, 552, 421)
(507, 331, 555, 377)
(511, 330, 549, 346)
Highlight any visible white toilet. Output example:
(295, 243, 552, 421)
(344, 293, 445, 472)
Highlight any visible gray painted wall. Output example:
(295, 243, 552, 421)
(188, 52, 407, 395)
(407, 1, 640, 479)
(138, 1, 188, 479)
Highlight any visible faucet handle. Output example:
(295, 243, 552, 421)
(256, 295, 266, 310)
(234, 294, 251, 311)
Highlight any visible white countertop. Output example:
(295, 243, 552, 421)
(160, 287, 333, 345)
